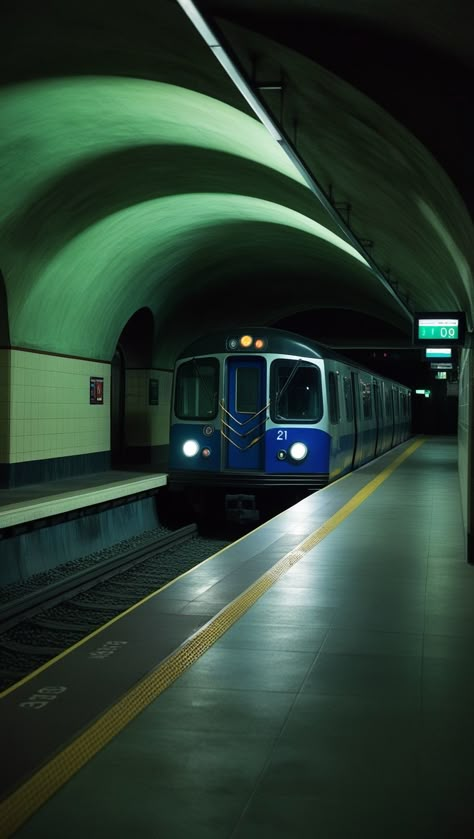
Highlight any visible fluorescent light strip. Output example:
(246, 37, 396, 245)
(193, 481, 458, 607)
(176, 0, 412, 321)
(212, 46, 283, 142)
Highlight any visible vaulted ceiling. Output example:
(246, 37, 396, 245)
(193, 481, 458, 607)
(1, 0, 472, 366)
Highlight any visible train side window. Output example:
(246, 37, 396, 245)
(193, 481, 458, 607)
(343, 376, 353, 421)
(328, 372, 340, 423)
(392, 386, 399, 417)
(373, 381, 382, 421)
(270, 361, 323, 423)
(361, 380, 372, 419)
(175, 357, 219, 420)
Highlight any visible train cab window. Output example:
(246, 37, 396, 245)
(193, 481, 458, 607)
(343, 376, 353, 422)
(328, 372, 340, 424)
(175, 357, 219, 420)
(270, 360, 323, 423)
(236, 367, 259, 413)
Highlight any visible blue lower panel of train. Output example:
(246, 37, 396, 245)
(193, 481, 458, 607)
(263, 426, 330, 473)
(169, 424, 332, 488)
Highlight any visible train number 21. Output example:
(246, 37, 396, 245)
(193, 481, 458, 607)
(276, 430, 288, 440)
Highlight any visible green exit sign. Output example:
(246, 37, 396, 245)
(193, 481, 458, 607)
(414, 312, 465, 346)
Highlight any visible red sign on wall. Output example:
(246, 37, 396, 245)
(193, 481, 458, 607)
(90, 377, 104, 404)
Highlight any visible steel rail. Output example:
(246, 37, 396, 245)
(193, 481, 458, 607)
(0, 524, 197, 632)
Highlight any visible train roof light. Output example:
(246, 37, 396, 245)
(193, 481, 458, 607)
(240, 334, 253, 348)
(254, 338, 264, 349)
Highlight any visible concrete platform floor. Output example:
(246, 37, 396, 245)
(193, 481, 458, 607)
(11, 437, 474, 839)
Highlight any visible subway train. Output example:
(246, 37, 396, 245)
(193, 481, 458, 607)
(168, 327, 412, 519)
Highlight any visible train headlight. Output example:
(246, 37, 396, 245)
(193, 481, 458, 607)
(288, 442, 308, 462)
(183, 439, 199, 457)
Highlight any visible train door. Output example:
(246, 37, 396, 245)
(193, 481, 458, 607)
(373, 379, 384, 456)
(343, 374, 356, 470)
(327, 369, 342, 475)
(224, 356, 267, 470)
(391, 386, 400, 446)
(351, 371, 362, 469)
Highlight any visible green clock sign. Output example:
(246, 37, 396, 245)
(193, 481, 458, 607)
(418, 319, 458, 340)
(414, 312, 465, 346)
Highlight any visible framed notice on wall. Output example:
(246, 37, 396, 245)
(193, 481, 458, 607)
(90, 377, 104, 404)
(149, 378, 159, 406)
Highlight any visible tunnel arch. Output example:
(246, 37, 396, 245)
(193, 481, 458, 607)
(111, 307, 154, 467)
(0, 270, 10, 346)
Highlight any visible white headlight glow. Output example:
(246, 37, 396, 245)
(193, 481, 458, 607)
(289, 442, 308, 462)
(183, 439, 200, 457)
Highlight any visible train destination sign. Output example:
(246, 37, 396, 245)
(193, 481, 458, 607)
(414, 312, 465, 346)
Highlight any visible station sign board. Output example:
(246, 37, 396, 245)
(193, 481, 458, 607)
(414, 312, 465, 346)
(425, 347, 452, 360)
(90, 377, 104, 404)
(430, 362, 453, 370)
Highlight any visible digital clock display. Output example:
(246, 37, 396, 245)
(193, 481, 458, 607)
(414, 312, 465, 346)
(418, 318, 458, 340)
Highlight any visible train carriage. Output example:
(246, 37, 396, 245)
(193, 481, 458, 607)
(168, 327, 411, 517)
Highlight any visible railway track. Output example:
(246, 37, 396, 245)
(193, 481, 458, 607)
(0, 523, 229, 692)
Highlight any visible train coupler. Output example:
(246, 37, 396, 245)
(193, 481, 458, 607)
(224, 493, 260, 524)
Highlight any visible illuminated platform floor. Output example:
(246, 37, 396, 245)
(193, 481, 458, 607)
(3, 436, 473, 838)
(0, 470, 167, 530)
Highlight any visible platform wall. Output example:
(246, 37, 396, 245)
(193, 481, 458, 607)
(0, 348, 111, 487)
(0, 495, 162, 587)
(458, 346, 473, 563)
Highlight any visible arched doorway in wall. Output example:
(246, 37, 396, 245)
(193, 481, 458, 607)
(110, 308, 154, 468)
(110, 345, 126, 467)
(0, 270, 10, 347)
(0, 270, 11, 487)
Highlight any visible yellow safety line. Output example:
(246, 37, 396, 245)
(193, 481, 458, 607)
(0, 437, 409, 699)
(0, 437, 425, 837)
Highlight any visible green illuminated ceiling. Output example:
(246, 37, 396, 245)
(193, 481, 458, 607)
(0, 77, 366, 360)
(0, 1, 472, 363)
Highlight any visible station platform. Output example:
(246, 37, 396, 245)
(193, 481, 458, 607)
(0, 470, 167, 531)
(1, 436, 473, 838)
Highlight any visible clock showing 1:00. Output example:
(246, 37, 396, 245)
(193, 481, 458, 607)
(418, 319, 458, 341)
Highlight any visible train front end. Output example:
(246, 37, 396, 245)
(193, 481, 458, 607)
(168, 330, 331, 518)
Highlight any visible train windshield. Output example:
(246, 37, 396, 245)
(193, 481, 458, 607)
(271, 360, 323, 423)
(175, 357, 219, 419)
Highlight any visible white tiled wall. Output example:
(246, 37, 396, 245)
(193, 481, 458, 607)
(125, 369, 172, 447)
(8, 350, 110, 463)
